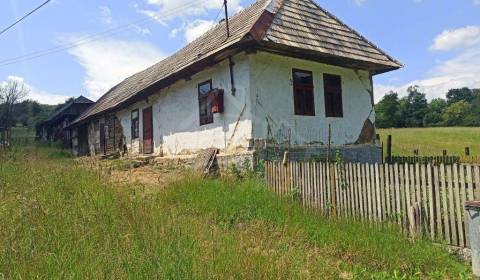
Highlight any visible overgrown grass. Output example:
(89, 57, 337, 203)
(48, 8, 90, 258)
(0, 145, 471, 279)
(379, 127, 480, 156)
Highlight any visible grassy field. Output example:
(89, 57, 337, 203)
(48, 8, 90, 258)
(0, 144, 472, 279)
(378, 127, 480, 156)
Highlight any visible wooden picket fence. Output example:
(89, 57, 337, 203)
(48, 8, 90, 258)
(389, 155, 460, 165)
(264, 161, 480, 248)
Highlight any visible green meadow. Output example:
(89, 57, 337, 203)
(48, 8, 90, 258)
(0, 144, 471, 279)
(378, 127, 480, 156)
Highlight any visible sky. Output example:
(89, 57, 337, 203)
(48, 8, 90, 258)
(0, 0, 479, 105)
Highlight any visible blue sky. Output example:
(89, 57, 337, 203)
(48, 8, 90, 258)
(1, 0, 479, 104)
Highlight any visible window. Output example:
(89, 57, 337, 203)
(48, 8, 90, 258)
(323, 74, 343, 118)
(198, 80, 213, 125)
(292, 69, 315, 116)
(131, 109, 139, 139)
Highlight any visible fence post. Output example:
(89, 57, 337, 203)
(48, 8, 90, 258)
(408, 203, 423, 239)
(386, 135, 392, 163)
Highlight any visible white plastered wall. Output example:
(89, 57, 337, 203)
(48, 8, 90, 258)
(116, 53, 253, 156)
(249, 51, 375, 146)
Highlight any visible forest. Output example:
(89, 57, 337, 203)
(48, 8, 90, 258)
(375, 86, 480, 128)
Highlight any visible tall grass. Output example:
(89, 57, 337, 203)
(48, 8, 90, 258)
(0, 145, 471, 279)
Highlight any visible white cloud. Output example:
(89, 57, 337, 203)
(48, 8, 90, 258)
(99, 6, 113, 25)
(431, 26, 480, 51)
(353, 0, 366, 6)
(1, 76, 71, 105)
(375, 27, 480, 102)
(64, 37, 165, 100)
(184, 20, 216, 42)
(140, 0, 242, 21)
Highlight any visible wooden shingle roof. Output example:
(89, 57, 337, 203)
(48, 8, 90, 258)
(73, 0, 401, 124)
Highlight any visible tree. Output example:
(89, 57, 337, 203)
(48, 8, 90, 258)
(442, 100, 471, 126)
(0, 78, 30, 142)
(404, 85, 428, 127)
(375, 91, 401, 128)
(423, 98, 447, 126)
(446, 87, 475, 105)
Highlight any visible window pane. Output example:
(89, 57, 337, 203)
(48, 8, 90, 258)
(198, 81, 212, 96)
(198, 80, 213, 125)
(293, 70, 313, 86)
(293, 70, 315, 116)
(323, 74, 343, 118)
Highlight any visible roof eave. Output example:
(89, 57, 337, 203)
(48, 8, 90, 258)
(255, 41, 402, 74)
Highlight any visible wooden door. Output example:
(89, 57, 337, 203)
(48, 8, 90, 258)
(142, 107, 154, 154)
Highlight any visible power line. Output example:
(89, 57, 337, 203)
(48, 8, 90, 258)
(0, 0, 211, 67)
(0, 0, 51, 36)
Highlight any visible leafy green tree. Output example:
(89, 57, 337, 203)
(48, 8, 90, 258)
(446, 87, 475, 105)
(404, 85, 428, 127)
(375, 92, 401, 128)
(443, 101, 471, 126)
(423, 98, 447, 126)
(464, 94, 480, 126)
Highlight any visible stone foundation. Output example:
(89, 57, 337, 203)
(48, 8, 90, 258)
(257, 144, 382, 164)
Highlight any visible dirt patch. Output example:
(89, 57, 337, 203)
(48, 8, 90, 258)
(76, 156, 190, 194)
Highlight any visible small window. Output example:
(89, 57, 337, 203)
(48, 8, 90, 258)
(131, 109, 139, 139)
(323, 74, 343, 118)
(198, 80, 213, 125)
(292, 69, 315, 116)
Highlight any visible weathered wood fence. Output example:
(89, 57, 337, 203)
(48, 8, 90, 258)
(389, 155, 460, 165)
(265, 161, 480, 248)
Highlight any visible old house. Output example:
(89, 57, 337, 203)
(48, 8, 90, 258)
(38, 96, 93, 149)
(70, 0, 401, 163)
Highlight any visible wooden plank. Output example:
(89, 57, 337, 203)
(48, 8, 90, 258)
(399, 164, 406, 228)
(375, 163, 382, 221)
(447, 165, 458, 246)
(474, 165, 480, 200)
(440, 164, 451, 244)
(420, 164, 428, 235)
(459, 165, 467, 248)
(394, 164, 401, 226)
(334, 164, 341, 217)
(357, 163, 364, 219)
(326, 162, 331, 215)
(319, 162, 325, 213)
(405, 163, 412, 231)
(465, 165, 472, 247)
(427, 164, 435, 239)
(360, 164, 368, 220)
(311, 162, 316, 208)
(385, 163, 391, 220)
(348, 163, 355, 217)
(312, 162, 318, 211)
(415, 163, 421, 209)
(433, 164, 443, 241)
(453, 164, 464, 247)
(366, 164, 373, 221)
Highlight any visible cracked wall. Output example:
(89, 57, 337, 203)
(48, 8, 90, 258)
(250, 51, 376, 147)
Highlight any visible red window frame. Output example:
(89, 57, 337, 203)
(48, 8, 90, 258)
(323, 74, 343, 118)
(292, 69, 315, 116)
(198, 80, 213, 126)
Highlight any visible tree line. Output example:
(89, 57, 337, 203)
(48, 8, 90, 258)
(0, 79, 73, 140)
(375, 86, 480, 128)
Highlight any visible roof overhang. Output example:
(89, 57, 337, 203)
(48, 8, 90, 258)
(69, 39, 258, 127)
(255, 41, 402, 75)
